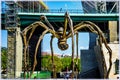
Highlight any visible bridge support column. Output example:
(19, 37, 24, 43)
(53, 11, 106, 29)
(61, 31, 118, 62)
(15, 27, 23, 78)
(7, 27, 23, 78)
(108, 21, 118, 42)
(7, 29, 16, 78)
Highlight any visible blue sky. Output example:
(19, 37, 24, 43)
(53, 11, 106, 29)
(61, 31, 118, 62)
(1, 30, 89, 55)
(42, 33, 89, 55)
(1, 30, 7, 48)
(45, 1, 83, 10)
(1, 1, 89, 55)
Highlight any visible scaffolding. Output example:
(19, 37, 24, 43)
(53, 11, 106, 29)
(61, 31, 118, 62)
(5, 1, 19, 28)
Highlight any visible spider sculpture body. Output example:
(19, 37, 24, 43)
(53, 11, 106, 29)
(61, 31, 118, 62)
(21, 12, 112, 78)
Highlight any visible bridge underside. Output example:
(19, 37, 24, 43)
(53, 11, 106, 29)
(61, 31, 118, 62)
(1, 13, 118, 29)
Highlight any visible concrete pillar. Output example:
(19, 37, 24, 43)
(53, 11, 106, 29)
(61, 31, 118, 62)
(15, 27, 23, 78)
(108, 21, 117, 42)
(7, 29, 16, 78)
(7, 28, 23, 78)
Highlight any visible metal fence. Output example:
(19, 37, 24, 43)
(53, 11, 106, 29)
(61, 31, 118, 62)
(2, 8, 119, 14)
(17, 9, 84, 13)
(1, 1, 119, 14)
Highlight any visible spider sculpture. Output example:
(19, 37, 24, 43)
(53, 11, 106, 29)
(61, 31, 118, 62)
(21, 12, 112, 78)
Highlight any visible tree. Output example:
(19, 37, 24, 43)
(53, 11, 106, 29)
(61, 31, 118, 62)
(61, 56, 81, 72)
(41, 55, 81, 73)
(61, 56, 72, 71)
(74, 58, 81, 72)
(41, 55, 51, 71)
(1, 47, 7, 70)
(41, 55, 62, 72)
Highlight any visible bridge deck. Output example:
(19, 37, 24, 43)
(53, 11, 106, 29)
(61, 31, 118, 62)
(18, 13, 119, 26)
(19, 13, 119, 21)
(1, 13, 119, 28)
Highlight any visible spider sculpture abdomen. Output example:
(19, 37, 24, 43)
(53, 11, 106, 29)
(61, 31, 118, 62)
(58, 38, 69, 50)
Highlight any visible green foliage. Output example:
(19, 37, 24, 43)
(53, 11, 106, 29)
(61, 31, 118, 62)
(41, 55, 50, 70)
(1, 47, 7, 69)
(61, 57, 81, 71)
(41, 55, 81, 72)
(61, 56, 72, 71)
(41, 55, 62, 72)
(74, 58, 81, 72)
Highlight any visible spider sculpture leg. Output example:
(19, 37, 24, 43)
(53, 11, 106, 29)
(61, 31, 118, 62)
(68, 21, 112, 78)
(75, 32, 79, 78)
(85, 21, 112, 78)
(29, 30, 49, 78)
(22, 14, 59, 78)
(21, 21, 50, 78)
(64, 12, 79, 78)
(65, 12, 75, 78)
(50, 36, 57, 78)
(21, 23, 39, 78)
(70, 23, 75, 78)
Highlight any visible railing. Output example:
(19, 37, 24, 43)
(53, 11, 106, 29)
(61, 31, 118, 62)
(2, 8, 119, 14)
(17, 9, 84, 13)
(1, 1, 119, 14)
(2, 8, 82, 14)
